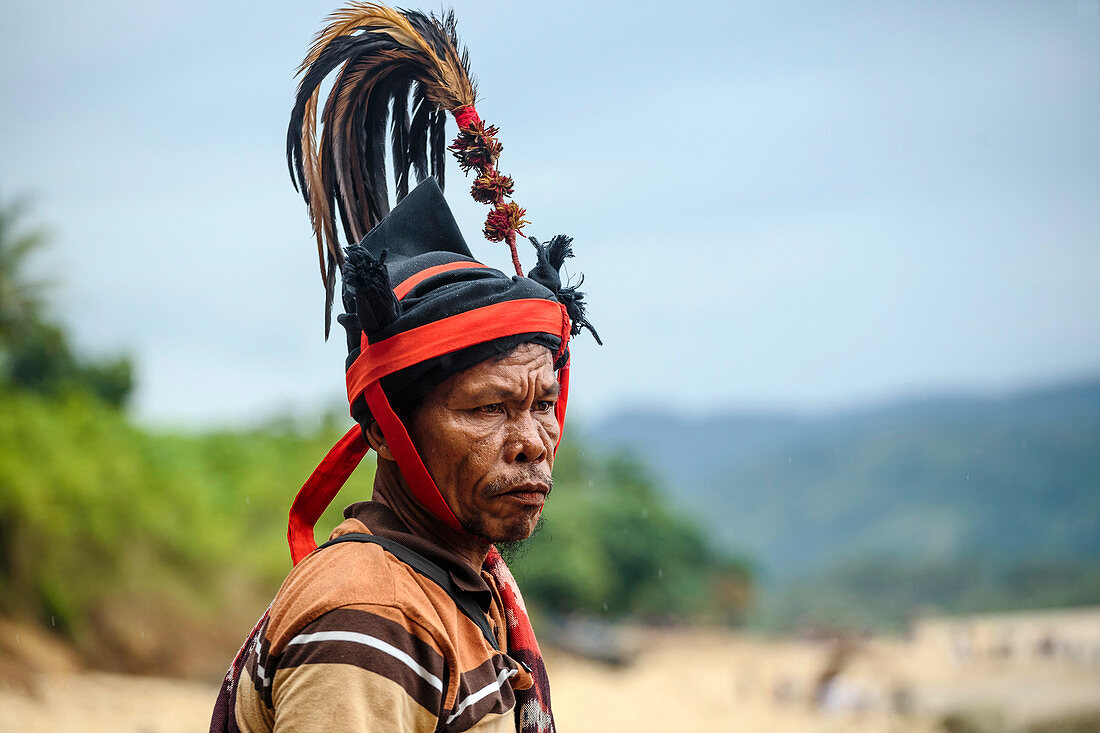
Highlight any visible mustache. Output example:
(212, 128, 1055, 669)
(483, 469, 553, 497)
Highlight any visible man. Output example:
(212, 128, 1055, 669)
(211, 5, 597, 733)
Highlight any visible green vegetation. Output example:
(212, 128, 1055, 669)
(0, 389, 745, 670)
(596, 386, 1100, 629)
(0, 197, 367, 668)
(0, 388, 365, 669)
(510, 445, 751, 623)
(725, 416, 1100, 628)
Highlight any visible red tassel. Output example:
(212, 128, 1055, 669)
(448, 120, 502, 172)
(470, 172, 514, 204)
(483, 202, 528, 243)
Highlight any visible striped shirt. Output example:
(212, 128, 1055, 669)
(234, 502, 534, 732)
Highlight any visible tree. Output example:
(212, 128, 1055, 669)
(0, 195, 52, 343)
(0, 195, 134, 408)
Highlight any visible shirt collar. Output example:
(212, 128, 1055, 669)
(342, 500, 493, 612)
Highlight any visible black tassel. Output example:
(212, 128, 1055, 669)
(342, 244, 401, 336)
(527, 235, 562, 292)
(527, 235, 602, 345)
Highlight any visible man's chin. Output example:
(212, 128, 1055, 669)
(462, 508, 543, 545)
(493, 516, 546, 564)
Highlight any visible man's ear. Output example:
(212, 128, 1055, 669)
(364, 420, 396, 462)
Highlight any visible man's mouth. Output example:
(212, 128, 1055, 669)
(497, 482, 551, 507)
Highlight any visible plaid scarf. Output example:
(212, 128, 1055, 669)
(484, 546, 557, 733)
(210, 606, 267, 733)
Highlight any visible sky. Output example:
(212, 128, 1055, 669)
(1, 0, 1098, 427)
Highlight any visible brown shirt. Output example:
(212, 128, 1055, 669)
(234, 502, 533, 732)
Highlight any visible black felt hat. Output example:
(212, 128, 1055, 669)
(338, 179, 564, 419)
(285, 2, 600, 563)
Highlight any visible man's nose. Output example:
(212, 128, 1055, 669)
(505, 412, 547, 464)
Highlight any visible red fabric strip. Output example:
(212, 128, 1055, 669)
(288, 426, 369, 565)
(363, 381, 464, 532)
(554, 360, 570, 450)
(393, 262, 488, 301)
(346, 299, 566, 406)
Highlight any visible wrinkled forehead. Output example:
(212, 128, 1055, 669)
(435, 342, 559, 402)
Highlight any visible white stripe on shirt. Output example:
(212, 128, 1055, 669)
(446, 668, 518, 724)
(286, 629, 444, 692)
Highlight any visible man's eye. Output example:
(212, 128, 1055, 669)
(534, 400, 555, 413)
(478, 404, 503, 415)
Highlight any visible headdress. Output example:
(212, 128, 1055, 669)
(284, 0, 599, 562)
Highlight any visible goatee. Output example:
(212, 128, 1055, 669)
(495, 516, 547, 564)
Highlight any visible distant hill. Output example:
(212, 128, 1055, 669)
(591, 377, 1100, 623)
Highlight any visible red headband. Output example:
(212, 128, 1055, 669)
(288, 288, 572, 564)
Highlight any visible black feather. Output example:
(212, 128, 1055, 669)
(364, 76, 392, 226)
(408, 88, 432, 183)
(348, 65, 377, 230)
(321, 63, 361, 246)
(391, 80, 411, 201)
(404, 10, 444, 55)
(430, 109, 447, 190)
(439, 10, 475, 90)
(324, 254, 337, 338)
(287, 33, 366, 199)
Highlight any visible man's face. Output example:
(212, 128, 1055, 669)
(407, 342, 560, 543)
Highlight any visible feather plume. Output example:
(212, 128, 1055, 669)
(288, 3, 477, 336)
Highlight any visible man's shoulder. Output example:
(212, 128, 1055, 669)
(263, 519, 457, 654)
(239, 520, 529, 733)
(236, 531, 456, 732)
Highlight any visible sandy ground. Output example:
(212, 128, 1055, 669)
(546, 629, 935, 733)
(0, 672, 218, 733)
(2, 623, 1099, 732)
